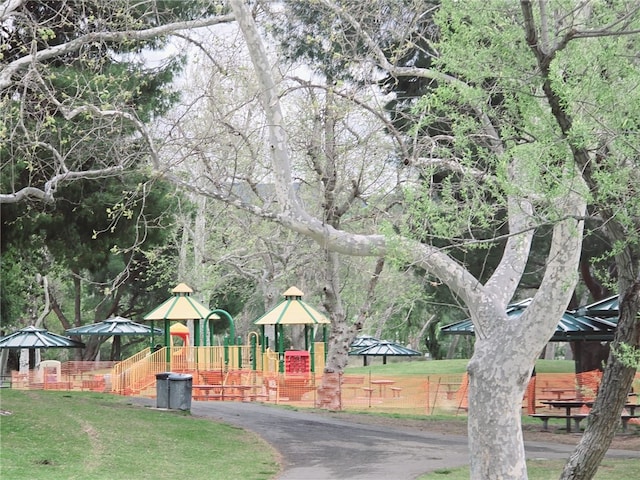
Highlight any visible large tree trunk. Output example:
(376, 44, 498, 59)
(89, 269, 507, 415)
(468, 337, 533, 478)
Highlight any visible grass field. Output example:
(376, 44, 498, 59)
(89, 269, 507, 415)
(345, 358, 575, 375)
(418, 459, 640, 479)
(0, 390, 278, 480)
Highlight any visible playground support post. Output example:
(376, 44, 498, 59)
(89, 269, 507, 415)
(278, 324, 285, 373)
(249, 332, 258, 370)
(164, 320, 171, 363)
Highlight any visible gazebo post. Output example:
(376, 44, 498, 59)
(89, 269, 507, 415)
(250, 332, 257, 370)
(194, 319, 201, 346)
(223, 335, 229, 369)
(193, 319, 200, 369)
(164, 319, 171, 364)
(310, 328, 315, 373)
(323, 325, 328, 362)
(278, 324, 285, 373)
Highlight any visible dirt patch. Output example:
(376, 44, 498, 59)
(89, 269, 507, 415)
(317, 411, 640, 451)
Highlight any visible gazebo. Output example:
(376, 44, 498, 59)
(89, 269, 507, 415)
(253, 287, 330, 373)
(440, 296, 620, 372)
(440, 297, 619, 342)
(349, 340, 422, 366)
(65, 316, 162, 360)
(0, 326, 86, 350)
(349, 335, 380, 351)
(0, 326, 85, 385)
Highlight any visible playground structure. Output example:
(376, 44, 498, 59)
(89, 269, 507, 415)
(109, 341, 326, 399)
(63, 284, 330, 400)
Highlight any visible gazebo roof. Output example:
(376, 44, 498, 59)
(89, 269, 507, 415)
(143, 283, 213, 321)
(440, 296, 619, 342)
(65, 316, 162, 336)
(254, 287, 330, 325)
(0, 326, 85, 349)
(574, 295, 619, 318)
(349, 341, 421, 357)
(350, 335, 380, 350)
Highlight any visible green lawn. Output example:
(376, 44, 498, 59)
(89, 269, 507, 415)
(0, 390, 279, 480)
(419, 459, 640, 479)
(345, 358, 574, 375)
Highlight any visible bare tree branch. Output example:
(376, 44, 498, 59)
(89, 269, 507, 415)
(0, 0, 23, 20)
(0, 14, 235, 90)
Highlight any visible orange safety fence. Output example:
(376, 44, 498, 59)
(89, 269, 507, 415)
(6, 364, 639, 423)
(9, 361, 117, 392)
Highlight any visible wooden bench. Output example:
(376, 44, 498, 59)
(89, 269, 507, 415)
(532, 413, 640, 432)
(193, 384, 262, 402)
(530, 413, 588, 432)
(390, 386, 402, 398)
(621, 415, 640, 431)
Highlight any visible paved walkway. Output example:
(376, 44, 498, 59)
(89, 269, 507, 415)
(131, 398, 640, 480)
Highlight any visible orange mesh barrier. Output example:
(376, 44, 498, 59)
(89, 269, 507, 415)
(7, 363, 639, 425)
(10, 361, 117, 392)
(576, 370, 602, 400)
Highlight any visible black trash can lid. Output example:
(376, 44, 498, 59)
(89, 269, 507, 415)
(156, 372, 171, 380)
(168, 373, 193, 381)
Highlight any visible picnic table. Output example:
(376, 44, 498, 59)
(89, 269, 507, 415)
(370, 379, 395, 397)
(532, 400, 639, 433)
(193, 384, 263, 402)
(541, 387, 576, 400)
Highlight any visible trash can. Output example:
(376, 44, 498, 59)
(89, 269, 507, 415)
(168, 373, 193, 411)
(155, 372, 171, 409)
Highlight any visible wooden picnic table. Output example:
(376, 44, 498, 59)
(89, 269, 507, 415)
(534, 400, 639, 433)
(541, 387, 577, 400)
(370, 379, 395, 397)
(193, 384, 258, 401)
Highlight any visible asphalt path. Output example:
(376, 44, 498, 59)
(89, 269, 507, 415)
(132, 398, 640, 480)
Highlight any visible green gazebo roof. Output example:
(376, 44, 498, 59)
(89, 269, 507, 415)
(441, 296, 619, 342)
